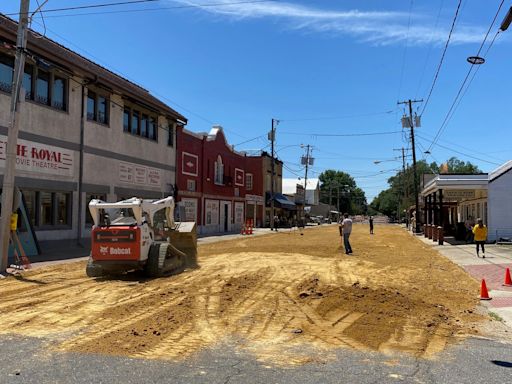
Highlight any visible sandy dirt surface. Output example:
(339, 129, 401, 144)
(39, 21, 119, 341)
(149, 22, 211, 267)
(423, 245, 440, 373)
(0, 225, 502, 365)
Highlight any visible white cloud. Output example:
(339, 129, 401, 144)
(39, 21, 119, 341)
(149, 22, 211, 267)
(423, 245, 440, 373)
(172, 0, 488, 45)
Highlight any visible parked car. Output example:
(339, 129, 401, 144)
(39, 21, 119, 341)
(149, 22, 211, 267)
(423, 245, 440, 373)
(308, 216, 321, 225)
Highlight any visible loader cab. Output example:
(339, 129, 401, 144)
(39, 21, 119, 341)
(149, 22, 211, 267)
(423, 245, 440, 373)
(152, 208, 169, 241)
(99, 208, 137, 227)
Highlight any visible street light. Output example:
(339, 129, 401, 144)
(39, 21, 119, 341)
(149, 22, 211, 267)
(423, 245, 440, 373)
(373, 156, 402, 165)
(500, 6, 512, 31)
(466, 7, 512, 65)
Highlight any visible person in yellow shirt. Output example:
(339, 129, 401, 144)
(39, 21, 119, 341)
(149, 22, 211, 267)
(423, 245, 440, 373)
(472, 218, 487, 258)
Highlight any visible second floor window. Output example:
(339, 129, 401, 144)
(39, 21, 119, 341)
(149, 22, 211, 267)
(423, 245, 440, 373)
(167, 123, 174, 147)
(0, 55, 13, 93)
(123, 108, 130, 132)
(0, 53, 67, 111)
(35, 70, 49, 105)
(123, 106, 158, 141)
(23, 64, 32, 99)
(214, 155, 224, 185)
(246, 173, 253, 190)
(87, 90, 109, 124)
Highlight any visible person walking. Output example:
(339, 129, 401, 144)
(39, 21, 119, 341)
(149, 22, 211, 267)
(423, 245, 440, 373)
(369, 216, 374, 235)
(273, 215, 280, 232)
(341, 213, 353, 255)
(472, 218, 487, 258)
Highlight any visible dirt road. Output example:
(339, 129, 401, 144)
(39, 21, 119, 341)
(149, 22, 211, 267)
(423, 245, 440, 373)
(0, 225, 494, 365)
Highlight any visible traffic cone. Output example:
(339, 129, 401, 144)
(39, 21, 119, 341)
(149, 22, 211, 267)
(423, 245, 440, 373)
(504, 268, 512, 287)
(480, 279, 492, 300)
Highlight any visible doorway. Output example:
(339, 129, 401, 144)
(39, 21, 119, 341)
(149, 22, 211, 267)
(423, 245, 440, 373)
(219, 201, 232, 233)
(224, 204, 228, 231)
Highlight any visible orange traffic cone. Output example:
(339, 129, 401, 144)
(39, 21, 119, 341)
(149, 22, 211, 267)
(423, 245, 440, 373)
(480, 279, 492, 300)
(504, 268, 512, 287)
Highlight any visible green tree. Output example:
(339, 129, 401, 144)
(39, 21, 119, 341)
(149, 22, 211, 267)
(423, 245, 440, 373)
(444, 157, 482, 173)
(318, 170, 367, 215)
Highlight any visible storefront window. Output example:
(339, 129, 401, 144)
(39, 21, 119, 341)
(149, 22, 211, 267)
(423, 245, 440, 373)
(19, 190, 73, 228)
(56, 192, 70, 225)
(86, 193, 106, 226)
(23, 190, 37, 227)
(40, 191, 52, 225)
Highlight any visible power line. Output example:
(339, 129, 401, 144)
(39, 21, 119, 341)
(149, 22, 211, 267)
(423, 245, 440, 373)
(353, 169, 401, 179)
(437, 29, 501, 137)
(417, 134, 501, 165)
(414, 0, 445, 98)
(28, 19, 213, 123)
(278, 110, 395, 123)
(8, 0, 278, 18)
(396, 0, 414, 100)
(282, 164, 303, 178)
(419, 129, 506, 163)
(27, 18, 250, 139)
(419, 0, 462, 116)
(11, 0, 162, 15)
(426, 0, 506, 153)
(279, 130, 401, 137)
(234, 134, 266, 147)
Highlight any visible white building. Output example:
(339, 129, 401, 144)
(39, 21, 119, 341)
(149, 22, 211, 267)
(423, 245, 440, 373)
(420, 160, 512, 242)
(488, 161, 512, 241)
(282, 178, 320, 205)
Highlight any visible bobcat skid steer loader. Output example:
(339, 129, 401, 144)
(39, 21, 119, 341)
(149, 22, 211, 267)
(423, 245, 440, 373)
(86, 196, 197, 278)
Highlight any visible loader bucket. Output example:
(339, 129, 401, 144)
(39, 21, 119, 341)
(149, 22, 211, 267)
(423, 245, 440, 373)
(168, 221, 198, 268)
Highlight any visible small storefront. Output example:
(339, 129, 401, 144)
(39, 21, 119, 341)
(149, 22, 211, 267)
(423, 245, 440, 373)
(421, 174, 488, 239)
(265, 192, 297, 227)
(246, 194, 264, 227)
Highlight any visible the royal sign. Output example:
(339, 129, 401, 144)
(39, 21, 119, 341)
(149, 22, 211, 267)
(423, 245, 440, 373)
(0, 136, 74, 177)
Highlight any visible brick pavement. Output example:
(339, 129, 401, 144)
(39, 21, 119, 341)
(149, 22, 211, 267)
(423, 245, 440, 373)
(463, 263, 512, 292)
(415, 231, 512, 324)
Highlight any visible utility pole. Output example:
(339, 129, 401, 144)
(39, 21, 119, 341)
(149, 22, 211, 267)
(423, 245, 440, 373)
(0, 0, 30, 274)
(301, 144, 313, 221)
(269, 118, 278, 230)
(302, 144, 311, 201)
(393, 147, 407, 224)
(398, 99, 422, 234)
(337, 186, 340, 213)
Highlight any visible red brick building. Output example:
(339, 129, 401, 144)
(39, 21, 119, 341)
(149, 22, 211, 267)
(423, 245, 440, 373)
(176, 125, 265, 234)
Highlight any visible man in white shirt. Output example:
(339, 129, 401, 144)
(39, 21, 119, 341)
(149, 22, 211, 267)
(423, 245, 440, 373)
(341, 213, 353, 255)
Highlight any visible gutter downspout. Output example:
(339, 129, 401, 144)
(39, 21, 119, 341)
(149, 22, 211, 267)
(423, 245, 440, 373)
(201, 134, 205, 235)
(77, 83, 86, 247)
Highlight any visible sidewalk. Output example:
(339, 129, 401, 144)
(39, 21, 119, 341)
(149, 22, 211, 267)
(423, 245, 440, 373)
(416, 233, 512, 327)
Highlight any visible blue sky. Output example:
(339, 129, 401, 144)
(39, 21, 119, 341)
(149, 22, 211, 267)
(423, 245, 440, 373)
(2, 0, 512, 201)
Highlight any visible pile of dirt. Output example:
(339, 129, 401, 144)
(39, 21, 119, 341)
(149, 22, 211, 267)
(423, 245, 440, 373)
(0, 225, 494, 365)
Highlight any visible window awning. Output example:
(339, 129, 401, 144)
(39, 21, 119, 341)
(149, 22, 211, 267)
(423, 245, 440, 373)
(266, 192, 297, 210)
